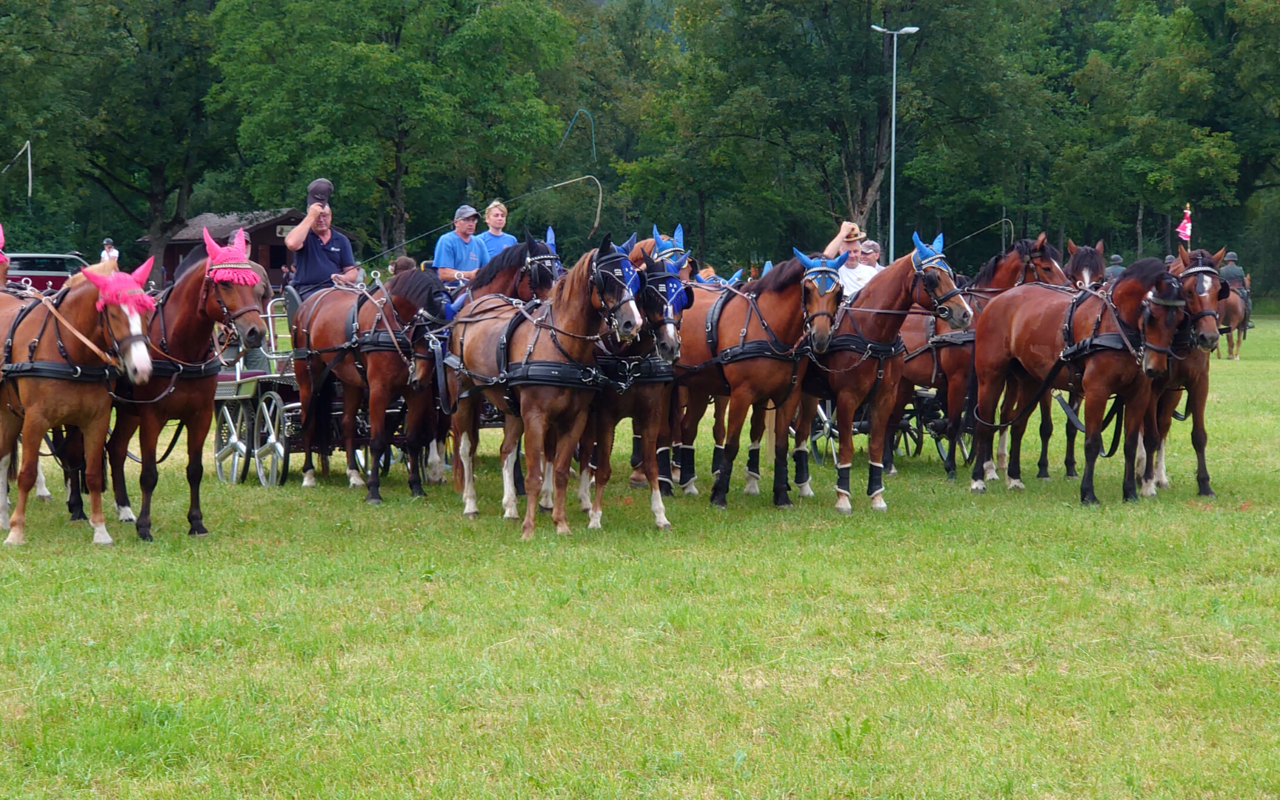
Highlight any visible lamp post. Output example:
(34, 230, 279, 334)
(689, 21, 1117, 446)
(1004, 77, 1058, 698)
(871, 24, 918, 263)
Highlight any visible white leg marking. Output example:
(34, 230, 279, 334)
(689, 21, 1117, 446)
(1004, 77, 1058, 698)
(501, 449, 519, 519)
(4, 527, 24, 545)
(539, 459, 554, 511)
(347, 468, 365, 488)
(984, 460, 998, 482)
(426, 440, 445, 485)
(996, 429, 1009, 471)
(588, 509, 602, 530)
(302, 468, 317, 488)
(797, 480, 814, 498)
(971, 479, 987, 493)
(0, 454, 9, 522)
(743, 474, 760, 495)
(577, 467, 593, 513)
(1135, 437, 1147, 479)
(1006, 476, 1026, 491)
(34, 462, 51, 501)
(117, 505, 136, 522)
(1155, 438, 1171, 489)
(1140, 477, 1157, 498)
(651, 488, 671, 529)
(460, 433, 478, 517)
(91, 522, 113, 546)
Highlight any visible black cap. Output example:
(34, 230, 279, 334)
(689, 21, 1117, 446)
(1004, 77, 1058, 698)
(306, 178, 334, 211)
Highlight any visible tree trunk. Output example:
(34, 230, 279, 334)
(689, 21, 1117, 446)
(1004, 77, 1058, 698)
(1165, 212, 1171, 256)
(1136, 203, 1143, 258)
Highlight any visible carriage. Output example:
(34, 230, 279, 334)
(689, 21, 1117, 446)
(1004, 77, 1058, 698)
(806, 389, 974, 467)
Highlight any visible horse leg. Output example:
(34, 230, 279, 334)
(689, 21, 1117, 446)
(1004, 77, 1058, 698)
(1035, 393, 1053, 480)
(970, 357, 1007, 493)
(33, 457, 51, 501)
(942, 369, 967, 481)
(81, 414, 113, 545)
(742, 400, 766, 496)
(538, 449, 555, 512)
(401, 391, 429, 498)
(1235, 327, 1243, 360)
(5, 416, 44, 545)
(882, 382, 911, 478)
(364, 381, 392, 504)
(106, 412, 139, 522)
(656, 384, 676, 497)
(520, 411, 549, 540)
(710, 395, 728, 480)
(296, 359, 318, 487)
(587, 412, 616, 530)
(499, 416, 524, 520)
(709, 388, 752, 508)
(638, 389, 670, 528)
(1005, 377, 1037, 491)
(341, 386, 363, 488)
(132, 412, 162, 541)
(455, 396, 480, 518)
(61, 427, 88, 521)
(1063, 392, 1080, 478)
(183, 405, 213, 537)
(833, 389, 858, 514)
(995, 384, 1016, 473)
(424, 404, 447, 486)
(865, 367, 901, 512)
(628, 416, 646, 488)
(791, 393, 817, 498)
(679, 391, 711, 496)
(1139, 400, 1160, 499)
(1188, 377, 1213, 496)
(1122, 387, 1150, 502)
(0, 424, 17, 532)
(1079, 387, 1108, 505)
(577, 409, 598, 513)
(552, 411, 590, 537)
(772, 389, 802, 507)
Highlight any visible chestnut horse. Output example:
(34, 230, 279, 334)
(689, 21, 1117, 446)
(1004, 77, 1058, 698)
(1217, 283, 1249, 360)
(970, 258, 1187, 504)
(445, 234, 643, 538)
(0, 260, 154, 545)
(673, 252, 844, 508)
(104, 228, 268, 539)
(576, 245, 691, 529)
(798, 233, 972, 512)
(1136, 246, 1226, 497)
(886, 233, 1065, 480)
(293, 268, 451, 503)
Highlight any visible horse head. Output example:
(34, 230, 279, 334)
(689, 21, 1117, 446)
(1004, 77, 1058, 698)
(202, 227, 267, 349)
(1173, 245, 1227, 352)
(910, 232, 972, 329)
(81, 259, 155, 384)
(640, 248, 693, 362)
(589, 233, 643, 342)
(792, 249, 846, 353)
(1065, 239, 1106, 289)
(1112, 258, 1187, 377)
(521, 230, 562, 295)
(1020, 232, 1068, 286)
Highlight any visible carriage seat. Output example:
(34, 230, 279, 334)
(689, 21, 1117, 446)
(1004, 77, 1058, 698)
(283, 284, 303, 327)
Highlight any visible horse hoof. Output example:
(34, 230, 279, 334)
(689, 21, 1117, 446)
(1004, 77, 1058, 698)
(137, 531, 153, 542)
(945, 472, 956, 482)
(1081, 496, 1100, 506)
(117, 506, 136, 523)
(302, 472, 317, 488)
(69, 512, 88, 522)
(91, 524, 113, 546)
(970, 480, 986, 493)
(870, 495, 888, 512)
(587, 511, 602, 529)
(35, 492, 52, 502)
(660, 484, 674, 498)
(464, 511, 479, 520)
(682, 483, 699, 497)
(520, 530, 535, 541)
(710, 493, 727, 508)
(1157, 479, 1172, 490)
(886, 465, 898, 477)
(1006, 479, 1025, 491)
(1199, 487, 1216, 498)
(797, 481, 814, 498)
(366, 497, 382, 506)
(538, 503, 553, 514)
(188, 528, 209, 538)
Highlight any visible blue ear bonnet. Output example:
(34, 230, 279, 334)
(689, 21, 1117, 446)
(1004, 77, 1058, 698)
(792, 248, 847, 295)
(446, 292, 467, 320)
(652, 224, 686, 261)
(652, 270, 688, 314)
(614, 232, 637, 256)
(545, 226, 557, 254)
(911, 231, 955, 275)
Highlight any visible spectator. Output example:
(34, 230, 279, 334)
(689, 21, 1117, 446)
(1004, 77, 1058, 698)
(100, 238, 120, 263)
(389, 256, 416, 276)
(284, 178, 358, 299)
(858, 239, 883, 271)
(477, 201, 517, 259)
(1104, 254, 1125, 281)
(432, 205, 490, 282)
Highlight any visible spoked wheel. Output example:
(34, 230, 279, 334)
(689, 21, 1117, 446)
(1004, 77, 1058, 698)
(810, 400, 838, 466)
(214, 400, 252, 483)
(933, 428, 972, 465)
(894, 406, 924, 458)
(354, 446, 395, 477)
(253, 391, 290, 486)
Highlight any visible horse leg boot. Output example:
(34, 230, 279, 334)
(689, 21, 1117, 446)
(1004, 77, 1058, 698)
(710, 391, 751, 508)
(833, 392, 858, 514)
(341, 387, 365, 488)
(679, 392, 711, 496)
(710, 395, 728, 481)
(133, 413, 163, 541)
(790, 394, 817, 497)
(742, 400, 766, 494)
(628, 427, 645, 489)
(364, 383, 394, 505)
(772, 390, 803, 507)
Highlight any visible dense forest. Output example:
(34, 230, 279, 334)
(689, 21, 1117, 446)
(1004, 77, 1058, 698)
(2, 0, 1278, 288)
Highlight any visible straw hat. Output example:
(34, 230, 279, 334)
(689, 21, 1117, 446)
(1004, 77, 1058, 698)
(842, 223, 868, 243)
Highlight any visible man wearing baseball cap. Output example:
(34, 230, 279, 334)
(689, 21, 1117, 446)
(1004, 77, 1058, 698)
(432, 204, 490, 283)
(284, 178, 357, 299)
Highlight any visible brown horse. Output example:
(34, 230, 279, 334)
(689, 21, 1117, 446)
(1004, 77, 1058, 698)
(104, 228, 268, 539)
(797, 233, 973, 512)
(293, 268, 450, 503)
(445, 234, 643, 538)
(673, 252, 844, 508)
(886, 233, 1066, 480)
(970, 258, 1187, 504)
(1136, 246, 1226, 497)
(576, 245, 691, 529)
(0, 260, 154, 545)
(1217, 283, 1249, 360)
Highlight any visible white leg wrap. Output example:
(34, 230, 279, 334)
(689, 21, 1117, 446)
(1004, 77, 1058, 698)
(996, 430, 1009, 470)
(577, 467, 593, 512)
(1155, 439, 1171, 489)
(347, 468, 365, 488)
(91, 522, 113, 546)
(302, 469, 317, 488)
(501, 449, 519, 519)
(984, 460, 998, 482)
(460, 433, 478, 517)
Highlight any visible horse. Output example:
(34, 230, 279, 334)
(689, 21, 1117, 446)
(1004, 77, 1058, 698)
(794, 233, 972, 512)
(970, 257, 1187, 504)
(101, 228, 268, 539)
(0, 259, 155, 545)
(576, 244, 691, 529)
(1217, 282, 1249, 360)
(1136, 246, 1227, 497)
(293, 268, 451, 503)
(444, 234, 643, 538)
(672, 251, 845, 508)
(885, 233, 1066, 480)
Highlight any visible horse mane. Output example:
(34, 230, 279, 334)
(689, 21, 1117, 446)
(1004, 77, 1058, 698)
(740, 256, 805, 294)
(385, 267, 446, 316)
(1119, 257, 1176, 292)
(67, 260, 118, 286)
(972, 239, 1062, 285)
(1064, 244, 1105, 284)
(469, 239, 557, 294)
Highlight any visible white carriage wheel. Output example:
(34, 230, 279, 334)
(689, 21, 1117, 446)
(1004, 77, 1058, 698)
(253, 391, 290, 487)
(214, 400, 252, 484)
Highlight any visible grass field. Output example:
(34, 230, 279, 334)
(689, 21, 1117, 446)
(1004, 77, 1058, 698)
(1, 321, 1277, 798)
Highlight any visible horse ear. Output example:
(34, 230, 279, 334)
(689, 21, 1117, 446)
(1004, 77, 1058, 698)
(233, 228, 247, 256)
(730, 268, 743, 282)
(912, 231, 929, 259)
(1033, 231, 1047, 249)
(81, 268, 109, 291)
(762, 260, 774, 275)
(1067, 239, 1078, 256)
(545, 226, 556, 254)
(130, 257, 154, 287)
(674, 224, 684, 250)
(931, 232, 944, 252)
(673, 253, 689, 273)
(623, 232, 636, 253)
(652, 224, 661, 244)
(791, 248, 813, 269)
(1094, 240, 1105, 255)
(202, 227, 221, 262)
(524, 227, 535, 250)
(1210, 246, 1226, 266)
(832, 251, 850, 269)
(642, 248, 657, 271)
(597, 232, 613, 255)
(1178, 244, 1190, 264)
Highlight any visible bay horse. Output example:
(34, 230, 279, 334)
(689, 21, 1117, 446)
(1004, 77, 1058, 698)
(576, 246, 691, 529)
(293, 268, 451, 503)
(798, 232, 973, 512)
(0, 260, 154, 545)
(1136, 246, 1226, 497)
(104, 227, 268, 539)
(886, 233, 1065, 480)
(1217, 282, 1249, 360)
(672, 251, 845, 508)
(445, 234, 643, 538)
(970, 258, 1187, 504)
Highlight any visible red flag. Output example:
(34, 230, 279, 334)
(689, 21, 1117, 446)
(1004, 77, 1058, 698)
(1176, 206, 1192, 242)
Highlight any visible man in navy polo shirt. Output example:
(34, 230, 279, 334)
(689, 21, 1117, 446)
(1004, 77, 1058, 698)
(284, 178, 357, 299)
(432, 204, 490, 282)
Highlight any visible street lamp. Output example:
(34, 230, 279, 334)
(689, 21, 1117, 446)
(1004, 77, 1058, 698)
(871, 24, 918, 263)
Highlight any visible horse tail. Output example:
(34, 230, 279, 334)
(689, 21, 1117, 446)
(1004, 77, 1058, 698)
(308, 361, 338, 458)
(961, 345, 980, 434)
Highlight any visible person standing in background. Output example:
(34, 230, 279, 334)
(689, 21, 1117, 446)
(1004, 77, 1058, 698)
(100, 238, 120, 263)
(477, 201, 516, 259)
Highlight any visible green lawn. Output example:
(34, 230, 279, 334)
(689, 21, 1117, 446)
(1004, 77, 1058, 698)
(1, 321, 1277, 798)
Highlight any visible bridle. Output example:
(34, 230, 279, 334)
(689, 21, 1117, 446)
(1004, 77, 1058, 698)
(801, 259, 843, 338)
(588, 248, 640, 337)
(1118, 273, 1186, 361)
(911, 251, 965, 320)
(1177, 254, 1223, 327)
(521, 248, 563, 289)
(199, 265, 263, 327)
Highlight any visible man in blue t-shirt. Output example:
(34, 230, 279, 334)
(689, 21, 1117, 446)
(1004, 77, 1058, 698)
(284, 178, 357, 299)
(432, 205, 490, 282)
